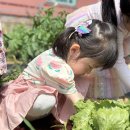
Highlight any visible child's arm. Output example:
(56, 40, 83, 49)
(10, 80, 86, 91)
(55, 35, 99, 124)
(66, 92, 84, 104)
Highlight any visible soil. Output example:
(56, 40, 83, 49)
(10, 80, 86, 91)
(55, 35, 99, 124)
(14, 114, 62, 130)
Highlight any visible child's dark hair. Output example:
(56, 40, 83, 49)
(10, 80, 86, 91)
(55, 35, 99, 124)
(53, 19, 118, 70)
(102, 0, 130, 26)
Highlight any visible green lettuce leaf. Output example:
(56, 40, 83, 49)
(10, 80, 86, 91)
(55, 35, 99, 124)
(93, 107, 129, 130)
(70, 100, 95, 130)
(70, 99, 130, 130)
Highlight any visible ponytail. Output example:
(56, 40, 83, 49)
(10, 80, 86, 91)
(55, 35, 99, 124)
(53, 27, 75, 61)
(102, 0, 117, 27)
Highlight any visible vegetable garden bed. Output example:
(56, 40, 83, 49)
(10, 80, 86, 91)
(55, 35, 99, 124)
(14, 98, 130, 130)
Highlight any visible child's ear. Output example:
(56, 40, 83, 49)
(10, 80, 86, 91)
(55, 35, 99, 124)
(69, 43, 80, 59)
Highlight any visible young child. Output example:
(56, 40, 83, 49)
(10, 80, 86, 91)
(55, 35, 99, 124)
(0, 19, 118, 130)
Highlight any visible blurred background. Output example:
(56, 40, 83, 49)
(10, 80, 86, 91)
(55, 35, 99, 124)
(0, 0, 98, 32)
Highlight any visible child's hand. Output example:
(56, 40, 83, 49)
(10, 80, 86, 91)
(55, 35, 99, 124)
(66, 92, 83, 104)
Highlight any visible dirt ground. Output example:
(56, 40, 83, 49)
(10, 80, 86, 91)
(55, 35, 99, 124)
(14, 114, 63, 130)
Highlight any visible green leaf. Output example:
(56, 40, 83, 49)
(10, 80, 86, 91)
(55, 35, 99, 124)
(70, 100, 130, 130)
(21, 116, 36, 130)
(2, 7, 67, 82)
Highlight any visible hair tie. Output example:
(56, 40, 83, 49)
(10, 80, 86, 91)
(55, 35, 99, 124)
(69, 19, 92, 39)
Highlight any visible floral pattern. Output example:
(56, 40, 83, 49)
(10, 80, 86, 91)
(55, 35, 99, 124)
(48, 61, 62, 72)
(0, 25, 7, 75)
(23, 49, 77, 94)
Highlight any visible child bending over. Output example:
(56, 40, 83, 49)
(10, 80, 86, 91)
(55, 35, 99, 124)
(0, 19, 118, 130)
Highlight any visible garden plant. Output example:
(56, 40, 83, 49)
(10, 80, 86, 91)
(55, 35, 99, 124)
(1, 7, 67, 84)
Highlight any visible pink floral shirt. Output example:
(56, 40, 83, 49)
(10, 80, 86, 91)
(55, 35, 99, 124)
(23, 49, 77, 94)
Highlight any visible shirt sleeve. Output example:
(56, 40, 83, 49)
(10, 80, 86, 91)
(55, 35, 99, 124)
(42, 60, 77, 94)
(65, 2, 102, 27)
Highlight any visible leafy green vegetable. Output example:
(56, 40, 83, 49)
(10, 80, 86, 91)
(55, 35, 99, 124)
(74, 100, 95, 112)
(70, 100, 130, 130)
(93, 107, 129, 130)
(70, 100, 95, 130)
